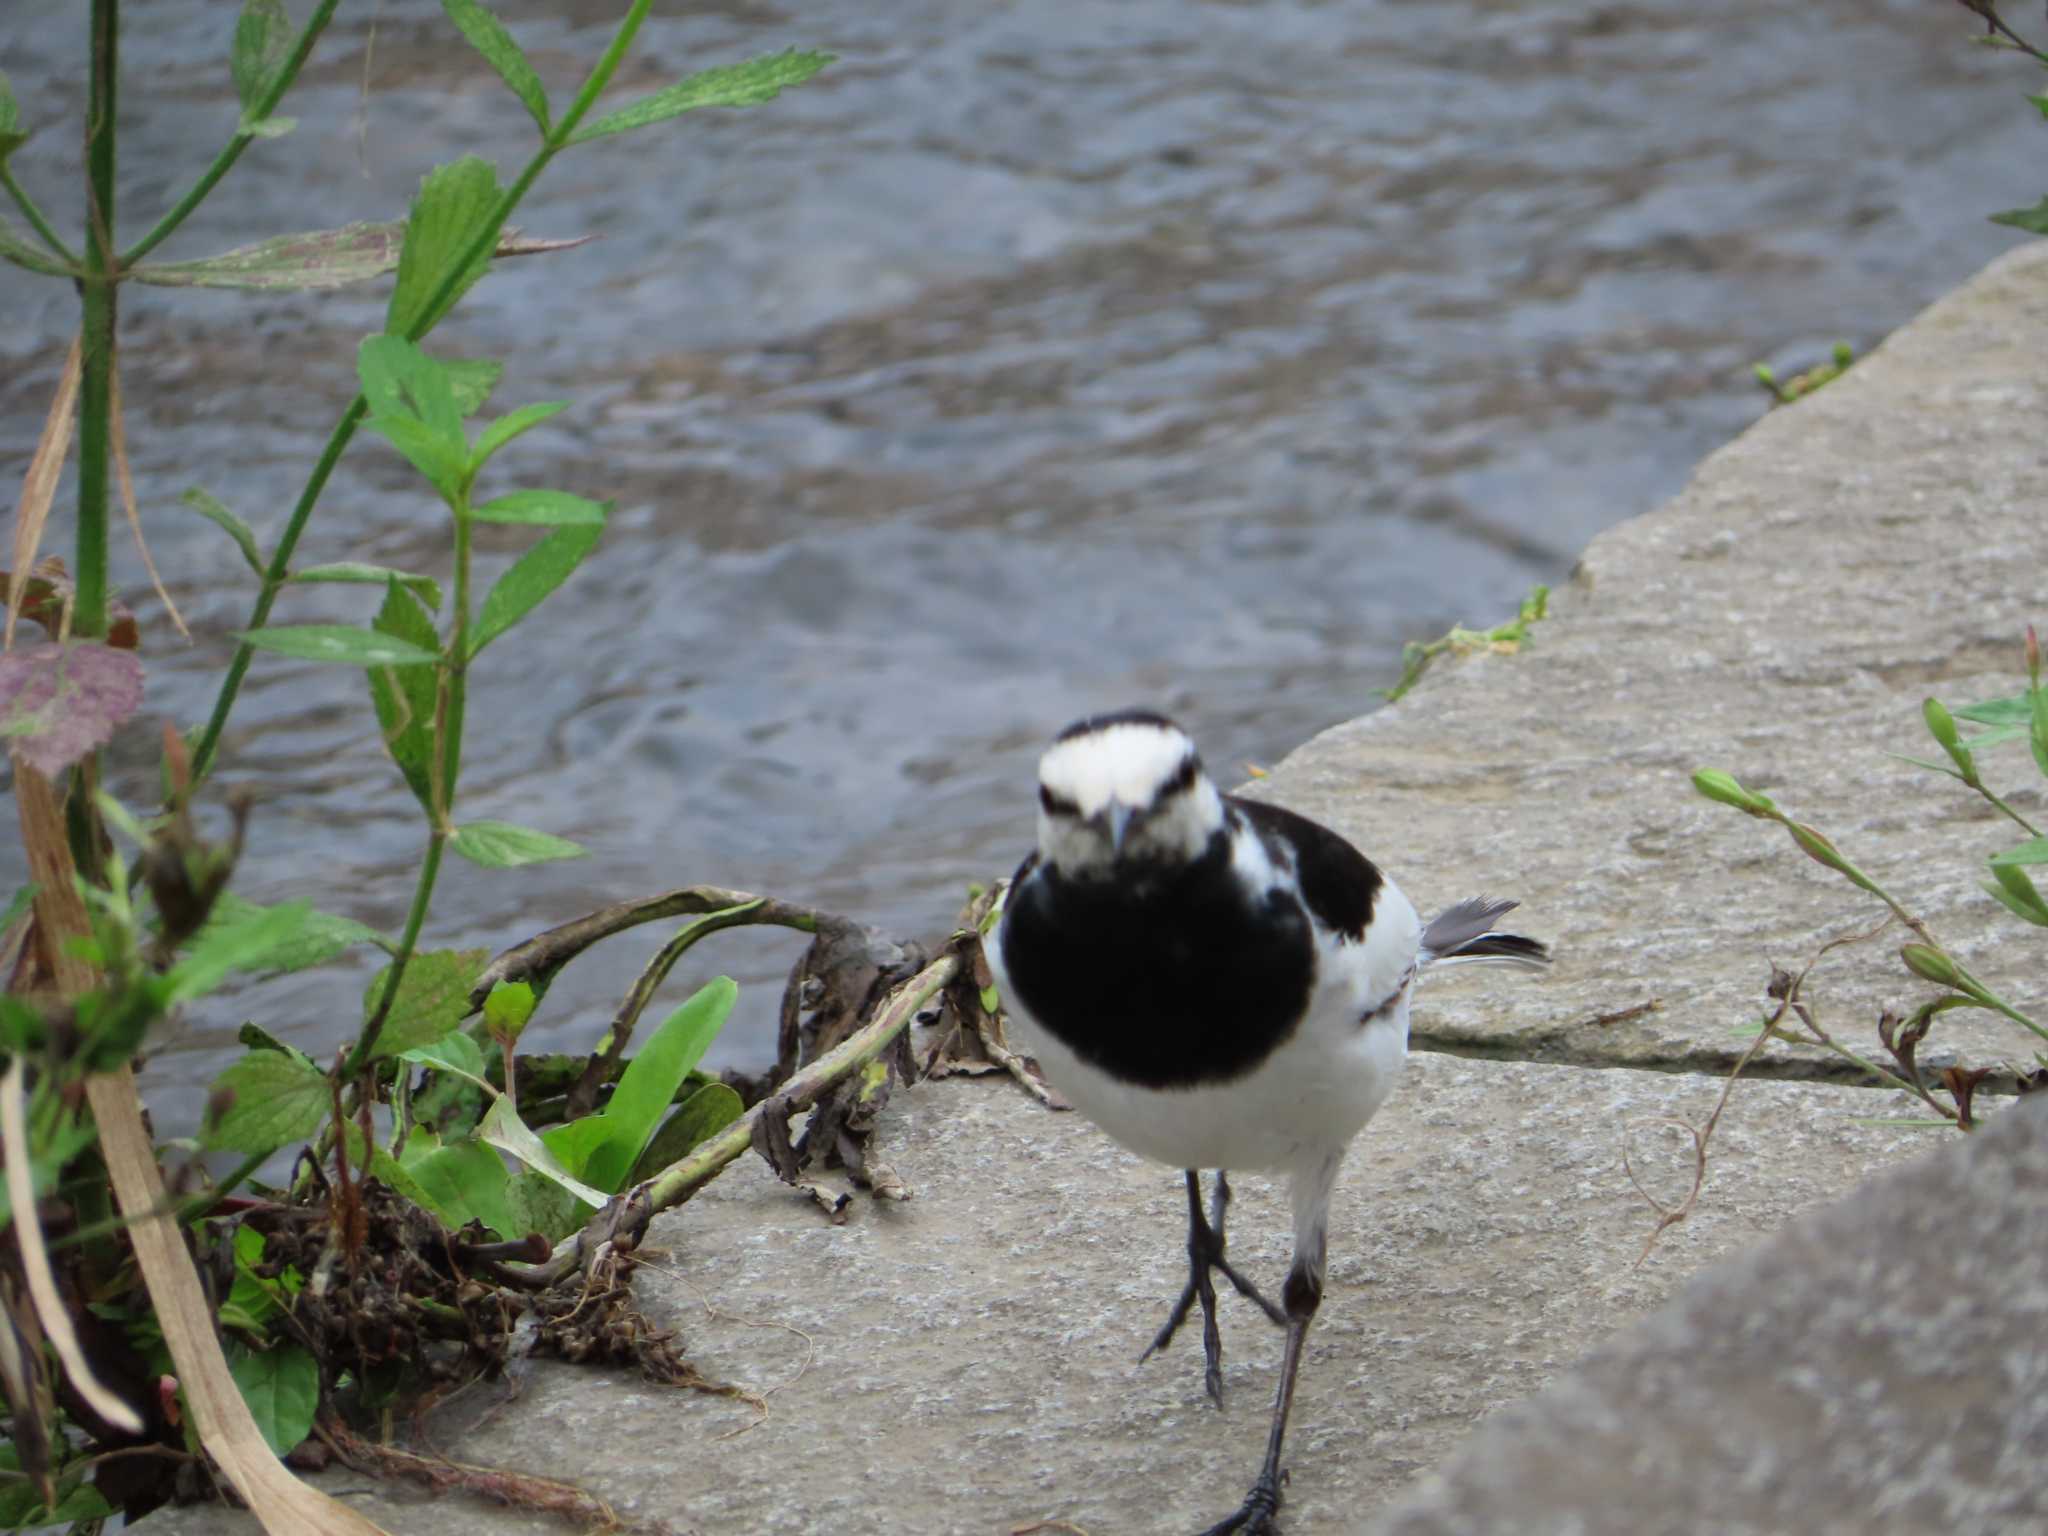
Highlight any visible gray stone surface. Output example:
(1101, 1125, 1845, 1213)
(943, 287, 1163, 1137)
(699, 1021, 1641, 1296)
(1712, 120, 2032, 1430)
(1360, 1093, 2048, 1536)
(140, 1060, 1931, 1536)
(1253, 241, 2048, 1087)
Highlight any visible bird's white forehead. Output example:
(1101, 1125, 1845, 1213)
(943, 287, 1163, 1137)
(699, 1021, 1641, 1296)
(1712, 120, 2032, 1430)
(1038, 720, 1196, 816)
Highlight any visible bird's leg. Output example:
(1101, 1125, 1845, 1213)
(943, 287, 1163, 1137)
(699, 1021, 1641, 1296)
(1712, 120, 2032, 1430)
(1141, 1170, 1286, 1407)
(1196, 1262, 1320, 1536)
(1195, 1152, 1339, 1536)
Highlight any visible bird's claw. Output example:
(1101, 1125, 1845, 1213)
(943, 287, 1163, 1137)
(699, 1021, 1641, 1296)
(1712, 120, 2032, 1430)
(1195, 1470, 1285, 1535)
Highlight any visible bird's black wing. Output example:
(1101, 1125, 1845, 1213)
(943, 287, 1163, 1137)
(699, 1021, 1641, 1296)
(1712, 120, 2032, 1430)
(1225, 796, 1383, 943)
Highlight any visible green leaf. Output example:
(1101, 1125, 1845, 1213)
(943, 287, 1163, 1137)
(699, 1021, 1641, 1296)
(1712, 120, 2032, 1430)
(470, 488, 606, 527)
(358, 334, 465, 445)
(1842, 1116, 1955, 1129)
(478, 1095, 610, 1207)
(167, 898, 319, 1003)
(367, 580, 442, 811)
(369, 413, 469, 498)
(449, 820, 587, 868)
(0, 1453, 112, 1528)
(386, 155, 502, 337)
(467, 522, 603, 658)
(180, 487, 266, 575)
(202, 1049, 329, 1154)
(1990, 836, 2048, 867)
(231, 0, 294, 111)
(2030, 683, 2048, 780)
(1990, 197, 2048, 236)
(404, 1135, 516, 1237)
(549, 977, 737, 1193)
(1983, 868, 2048, 927)
(482, 979, 537, 1041)
(441, 0, 550, 134)
(628, 1081, 745, 1184)
(237, 623, 441, 667)
(503, 1168, 583, 1243)
(0, 69, 25, 163)
(471, 402, 570, 467)
(445, 357, 504, 416)
(362, 947, 489, 1060)
(1957, 695, 2031, 726)
(131, 223, 585, 292)
(229, 1340, 319, 1456)
(293, 561, 443, 611)
(399, 1029, 493, 1092)
(570, 49, 832, 145)
(0, 216, 71, 277)
(240, 113, 298, 139)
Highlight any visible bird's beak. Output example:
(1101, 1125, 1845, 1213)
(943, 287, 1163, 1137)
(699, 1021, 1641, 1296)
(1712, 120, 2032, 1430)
(1105, 800, 1135, 856)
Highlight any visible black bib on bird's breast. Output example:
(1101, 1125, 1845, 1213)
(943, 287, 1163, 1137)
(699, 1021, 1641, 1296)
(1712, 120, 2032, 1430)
(1001, 832, 1318, 1090)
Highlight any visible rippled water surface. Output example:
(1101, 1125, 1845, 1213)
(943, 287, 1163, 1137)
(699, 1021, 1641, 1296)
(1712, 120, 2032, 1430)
(0, 0, 2033, 1119)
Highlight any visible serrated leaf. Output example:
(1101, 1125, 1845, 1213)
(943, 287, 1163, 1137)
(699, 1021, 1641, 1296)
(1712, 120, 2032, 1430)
(202, 1050, 330, 1154)
(442, 0, 550, 134)
(570, 49, 832, 144)
(387, 156, 502, 337)
(369, 414, 469, 497)
(368, 580, 442, 811)
(228, 1339, 318, 1456)
(399, 1029, 493, 1092)
(478, 1096, 610, 1208)
(194, 891, 387, 974)
(130, 222, 588, 291)
(471, 401, 570, 466)
(293, 561, 443, 611)
(470, 488, 605, 527)
(467, 522, 602, 658)
(0, 641, 144, 778)
(179, 487, 266, 575)
(445, 357, 504, 416)
(362, 947, 488, 1060)
(237, 623, 440, 667)
(358, 334, 465, 444)
(449, 820, 587, 868)
(628, 1082, 745, 1184)
(231, 0, 293, 110)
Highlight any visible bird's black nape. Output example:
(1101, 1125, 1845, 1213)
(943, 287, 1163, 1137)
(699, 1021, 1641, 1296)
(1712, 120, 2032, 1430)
(1053, 705, 1185, 742)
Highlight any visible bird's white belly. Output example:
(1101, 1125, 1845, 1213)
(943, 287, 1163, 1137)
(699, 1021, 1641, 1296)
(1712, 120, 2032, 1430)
(1015, 993, 1410, 1174)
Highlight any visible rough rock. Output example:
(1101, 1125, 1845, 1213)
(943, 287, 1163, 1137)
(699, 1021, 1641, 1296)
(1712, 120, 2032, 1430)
(1360, 1094, 2048, 1536)
(1254, 241, 2048, 1089)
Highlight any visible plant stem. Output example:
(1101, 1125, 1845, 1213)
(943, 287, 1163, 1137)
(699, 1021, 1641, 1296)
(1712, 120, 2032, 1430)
(344, 832, 445, 1076)
(188, 0, 657, 786)
(74, 0, 120, 641)
(119, 0, 342, 266)
(1, 165, 82, 266)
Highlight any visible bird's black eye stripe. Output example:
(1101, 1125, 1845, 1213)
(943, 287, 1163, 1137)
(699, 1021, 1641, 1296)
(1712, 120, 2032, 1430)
(1160, 752, 1200, 799)
(1040, 785, 1082, 816)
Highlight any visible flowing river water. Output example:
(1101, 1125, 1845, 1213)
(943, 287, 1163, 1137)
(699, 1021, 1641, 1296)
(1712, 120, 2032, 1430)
(0, 0, 2036, 1121)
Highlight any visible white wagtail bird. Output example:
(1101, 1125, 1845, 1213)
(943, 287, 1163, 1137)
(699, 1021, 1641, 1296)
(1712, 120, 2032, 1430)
(985, 708, 1549, 1534)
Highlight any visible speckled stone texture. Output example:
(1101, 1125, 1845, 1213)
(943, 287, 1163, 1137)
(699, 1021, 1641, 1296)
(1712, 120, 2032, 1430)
(138, 1063, 1934, 1536)
(1361, 1093, 2048, 1536)
(1251, 240, 2048, 1087)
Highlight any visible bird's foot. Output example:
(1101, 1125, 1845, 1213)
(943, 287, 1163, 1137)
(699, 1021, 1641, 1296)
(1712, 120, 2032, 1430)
(1139, 1172, 1286, 1406)
(1195, 1470, 1285, 1535)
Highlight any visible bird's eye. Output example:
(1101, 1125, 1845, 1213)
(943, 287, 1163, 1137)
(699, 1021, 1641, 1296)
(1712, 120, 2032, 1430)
(1039, 785, 1081, 816)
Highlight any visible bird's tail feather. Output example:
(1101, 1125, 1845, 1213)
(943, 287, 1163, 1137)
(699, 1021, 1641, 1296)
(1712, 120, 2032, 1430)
(1420, 896, 1551, 972)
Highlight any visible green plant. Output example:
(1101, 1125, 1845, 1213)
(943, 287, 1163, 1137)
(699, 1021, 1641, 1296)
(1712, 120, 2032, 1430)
(1693, 627, 2048, 1130)
(0, 4, 843, 1526)
(1752, 342, 1855, 407)
(1380, 584, 1549, 704)
(1953, 0, 2048, 234)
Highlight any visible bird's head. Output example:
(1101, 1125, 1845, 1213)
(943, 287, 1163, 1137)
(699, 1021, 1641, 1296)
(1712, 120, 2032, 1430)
(1033, 709, 1225, 876)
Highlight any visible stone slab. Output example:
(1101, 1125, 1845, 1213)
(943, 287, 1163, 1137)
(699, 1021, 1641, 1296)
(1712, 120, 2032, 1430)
(140, 1059, 1932, 1535)
(1360, 1093, 2048, 1536)
(1249, 241, 2048, 1088)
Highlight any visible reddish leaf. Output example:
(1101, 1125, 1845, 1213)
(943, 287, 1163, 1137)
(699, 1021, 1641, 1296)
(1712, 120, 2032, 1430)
(0, 561, 140, 649)
(0, 641, 145, 776)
